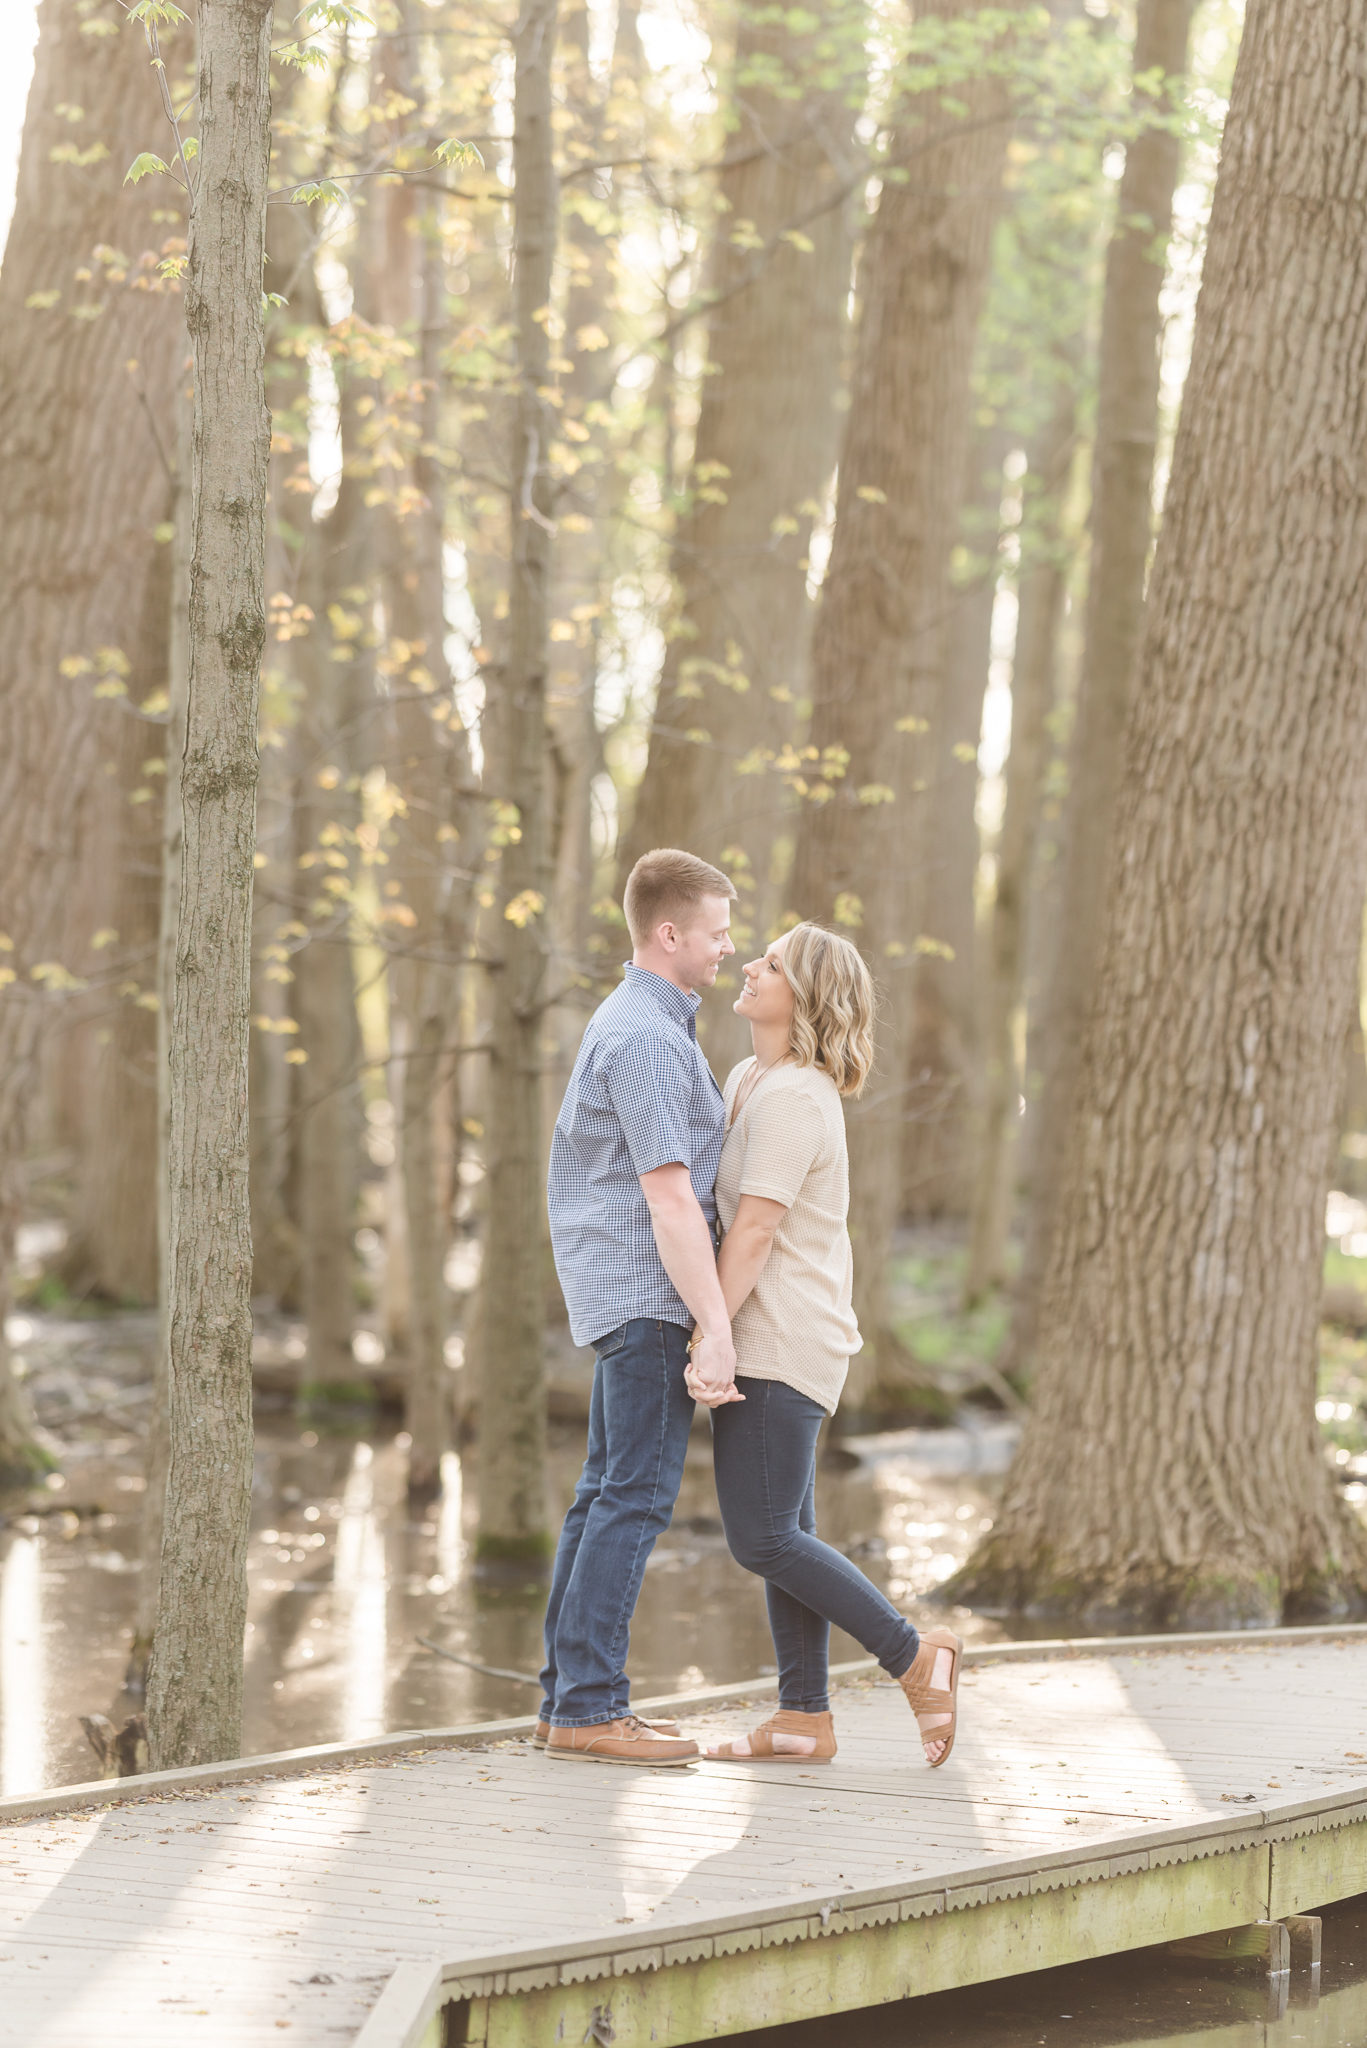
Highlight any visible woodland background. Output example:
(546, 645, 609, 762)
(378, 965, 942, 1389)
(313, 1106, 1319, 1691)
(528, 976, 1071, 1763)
(3, 0, 1367, 1771)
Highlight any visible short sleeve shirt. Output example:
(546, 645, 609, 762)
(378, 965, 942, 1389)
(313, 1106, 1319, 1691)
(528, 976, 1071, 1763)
(715, 1059, 862, 1413)
(548, 964, 725, 1346)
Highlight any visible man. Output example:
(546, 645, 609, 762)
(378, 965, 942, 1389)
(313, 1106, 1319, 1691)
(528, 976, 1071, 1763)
(540, 848, 739, 1765)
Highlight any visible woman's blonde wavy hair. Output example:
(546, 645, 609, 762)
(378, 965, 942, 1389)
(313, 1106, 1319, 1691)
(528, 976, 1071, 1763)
(780, 923, 875, 1098)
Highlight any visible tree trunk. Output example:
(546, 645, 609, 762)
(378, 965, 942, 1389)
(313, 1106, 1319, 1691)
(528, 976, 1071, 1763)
(249, 178, 325, 1315)
(542, 0, 637, 1148)
(953, 0, 1367, 1629)
(362, 59, 480, 1495)
(617, 7, 861, 1078)
(58, 527, 170, 1305)
(146, 0, 271, 1768)
(476, 0, 559, 1566)
(902, 431, 1007, 1221)
(963, 389, 1078, 1306)
(1006, 0, 1194, 1378)
(291, 595, 367, 1402)
(129, 368, 192, 1695)
(0, 0, 187, 1480)
(289, 382, 370, 1403)
(789, 1, 1017, 1400)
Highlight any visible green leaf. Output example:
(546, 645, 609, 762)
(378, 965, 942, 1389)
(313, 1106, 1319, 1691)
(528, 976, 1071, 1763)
(263, 292, 290, 310)
(127, 0, 190, 24)
(49, 142, 109, 167)
(274, 41, 330, 70)
(433, 138, 484, 170)
(181, 136, 199, 160)
(124, 152, 170, 185)
(297, 1, 373, 27)
(291, 180, 347, 206)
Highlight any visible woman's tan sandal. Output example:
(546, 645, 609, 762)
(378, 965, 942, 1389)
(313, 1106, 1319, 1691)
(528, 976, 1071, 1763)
(706, 1708, 836, 1762)
(897, 1628, 964, 1767)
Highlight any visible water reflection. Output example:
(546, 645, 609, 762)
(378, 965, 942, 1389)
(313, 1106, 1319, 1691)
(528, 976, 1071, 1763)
(333, 1442, 388, 1739)
(5, 1386, 1014, 1792)
(0, 1534, 43, 1794)
(435, 1449, 464, 1584)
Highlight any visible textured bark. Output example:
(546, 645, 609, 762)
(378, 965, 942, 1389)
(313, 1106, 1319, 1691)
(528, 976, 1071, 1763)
(617, 6, 859, 1076)
(475, 0, 558, 1563)
(954, 0, 1367, 1627)
(789, 2, 1017, 1396)
(146, 0, 271, 1768)
(964, 392, 1077, 1306)
(0, 0, 186, 1476)
(1008, 0, 1194, 1377)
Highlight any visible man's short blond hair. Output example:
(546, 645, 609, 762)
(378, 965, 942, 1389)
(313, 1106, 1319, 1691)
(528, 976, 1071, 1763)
(623, 848, 737, 948)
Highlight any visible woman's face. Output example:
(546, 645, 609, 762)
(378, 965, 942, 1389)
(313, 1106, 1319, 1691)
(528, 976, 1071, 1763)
(734, 937, 795, 1034)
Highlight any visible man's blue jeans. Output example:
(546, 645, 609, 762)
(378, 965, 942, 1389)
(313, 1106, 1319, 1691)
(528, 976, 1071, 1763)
(540, 1318, 694, 1726)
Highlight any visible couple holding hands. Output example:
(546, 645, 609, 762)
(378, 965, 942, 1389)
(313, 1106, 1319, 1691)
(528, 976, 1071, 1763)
(538, 849, 963, 1769)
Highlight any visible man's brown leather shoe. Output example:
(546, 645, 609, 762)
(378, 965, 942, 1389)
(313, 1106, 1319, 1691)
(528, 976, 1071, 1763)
(533, 1714, 682, 1751)
(545, 1715, 698, 1766)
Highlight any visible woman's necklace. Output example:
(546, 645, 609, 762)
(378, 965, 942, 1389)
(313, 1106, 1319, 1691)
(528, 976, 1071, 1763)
(728, 1053, 789, 1129)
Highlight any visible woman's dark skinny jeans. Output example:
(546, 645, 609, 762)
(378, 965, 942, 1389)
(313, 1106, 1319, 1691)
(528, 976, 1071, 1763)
(711, 1375, 919, 1714)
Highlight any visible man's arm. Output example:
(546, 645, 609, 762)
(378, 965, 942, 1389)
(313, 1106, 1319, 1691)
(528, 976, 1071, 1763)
(638, 1163, 740, 1403)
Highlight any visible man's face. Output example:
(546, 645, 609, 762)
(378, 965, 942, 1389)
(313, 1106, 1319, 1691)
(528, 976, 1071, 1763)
(669, 895, 735, 990)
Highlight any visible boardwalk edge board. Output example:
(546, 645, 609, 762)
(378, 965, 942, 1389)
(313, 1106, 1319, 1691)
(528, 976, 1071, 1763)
(8, 1622, 1367, 1826)
(349, 1789, 1367, 2048)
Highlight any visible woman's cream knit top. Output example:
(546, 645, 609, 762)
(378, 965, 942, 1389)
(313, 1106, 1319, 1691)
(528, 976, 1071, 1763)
(715, 1058, 862, 1414)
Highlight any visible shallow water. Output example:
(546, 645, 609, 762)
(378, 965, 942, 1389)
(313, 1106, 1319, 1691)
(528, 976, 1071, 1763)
(678, 1893, 1367, 2048)
(0, 1308, 1012, 1795)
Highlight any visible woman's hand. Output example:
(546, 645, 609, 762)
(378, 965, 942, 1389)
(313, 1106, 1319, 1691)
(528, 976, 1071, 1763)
(685, 1328, 745, 1407)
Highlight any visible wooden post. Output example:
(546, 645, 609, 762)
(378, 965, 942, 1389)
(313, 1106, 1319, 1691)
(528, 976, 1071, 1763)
(1167, 1920, 1291, 1974)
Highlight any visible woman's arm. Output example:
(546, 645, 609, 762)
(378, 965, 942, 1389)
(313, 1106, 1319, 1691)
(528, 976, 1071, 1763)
(716, 1193, 788, 1319)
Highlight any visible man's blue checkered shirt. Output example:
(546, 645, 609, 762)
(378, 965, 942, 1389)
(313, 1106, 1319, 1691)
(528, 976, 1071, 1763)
(548, 963, 725, 1348)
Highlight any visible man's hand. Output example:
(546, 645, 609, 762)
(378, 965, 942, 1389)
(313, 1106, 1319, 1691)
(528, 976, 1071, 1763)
(685, 1328, 744, 1408)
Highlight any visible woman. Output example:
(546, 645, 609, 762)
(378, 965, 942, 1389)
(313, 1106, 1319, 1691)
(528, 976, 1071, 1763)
(685, 925, 961, 1765)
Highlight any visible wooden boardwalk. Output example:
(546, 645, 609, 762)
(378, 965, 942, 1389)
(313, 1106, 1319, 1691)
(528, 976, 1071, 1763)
(3, 1628, 1367, 2047)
